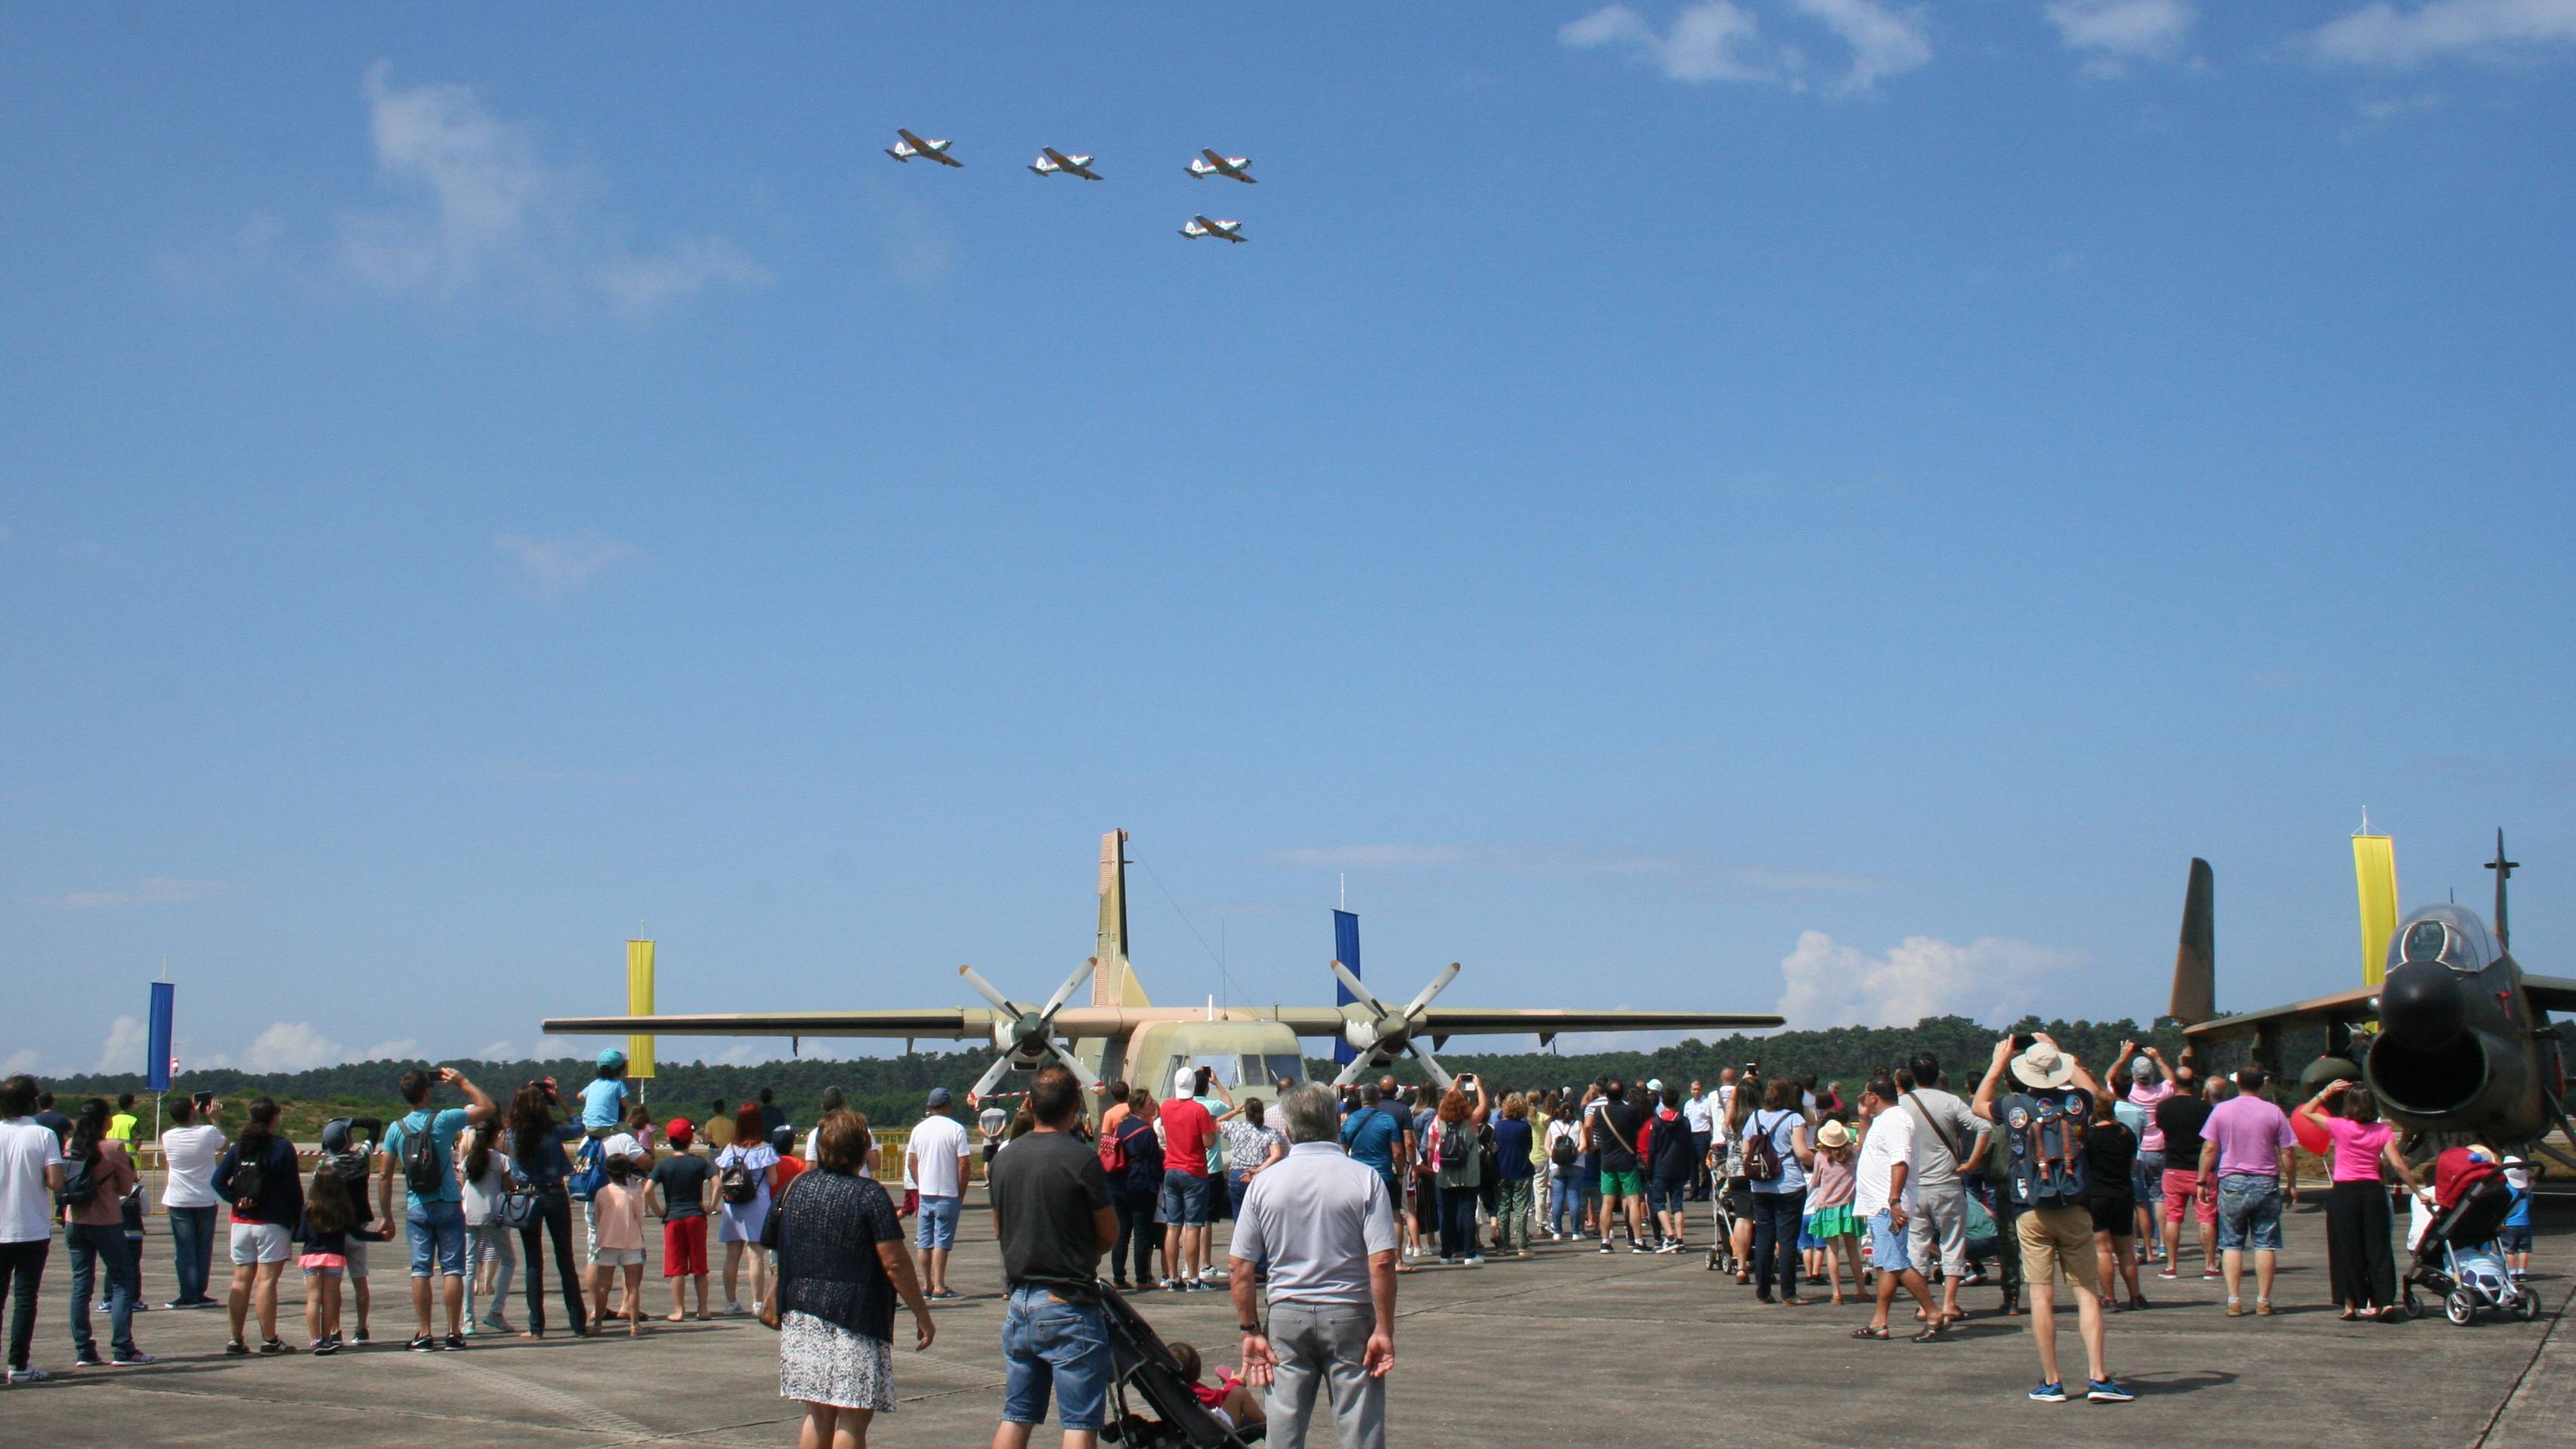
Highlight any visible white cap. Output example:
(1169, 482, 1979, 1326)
(1174, 1067, 1198, 1098)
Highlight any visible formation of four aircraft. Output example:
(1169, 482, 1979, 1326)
(885, 129, 1254, 243)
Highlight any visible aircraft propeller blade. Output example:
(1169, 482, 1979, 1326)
(1330, 960, 1387, 1016)
(1399, 961, 1461, 1023)
(957, 964, 1022, 1017)
(1045, 1040, 1103, 1091)
(969, 1054, 1016, 1102)
(1038, 958, 1097, 1020)
(1330, 1057, 1370, 1090)
(1405, 1036, 1455, 1093)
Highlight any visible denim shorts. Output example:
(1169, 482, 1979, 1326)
(2216, 1175, 2283, 1253)
(1647, 1175, 1690, 1217)
(917, 1194, 961, 1250)
(2132, 1150, 2165, 1205)
(1000, 1286, 1111, 1432)
(1158, 1169, 1215, 1227)
(407, 1199, 468, 1277)
(1868, 1209, 1913, 1273)
(2499, 1225, 2532, 1255)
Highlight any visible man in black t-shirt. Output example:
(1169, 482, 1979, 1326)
(648, 1132, 714, 1322)
(1584, 1082, 1648, 1254)
(2153, 1079, 2219, 1280)
(988, 1066, 1119, 1449)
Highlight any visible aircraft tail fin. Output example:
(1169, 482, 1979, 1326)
(2170, 857, 2216, 1025)
(1093, 830, 1149, 1008)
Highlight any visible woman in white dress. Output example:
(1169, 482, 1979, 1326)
(713, 1102, 780, 1315)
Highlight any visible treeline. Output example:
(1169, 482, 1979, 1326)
(41, 1013, 2185, 1131)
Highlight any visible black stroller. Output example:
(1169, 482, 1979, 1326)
(1097, 1287, 1266, 1447)
(2401, 1150, 2540, 1325)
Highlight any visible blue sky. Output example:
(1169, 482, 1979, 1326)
(5, 4, 2573, 1079)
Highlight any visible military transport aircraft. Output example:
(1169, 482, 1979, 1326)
(2169, 833, 2576, 1168)
(1180, 216, 1245, 243)
(885, 129, 961, 166)
(543, 831, 1781, 1104)
(1186, 150, 1255, 183)
(1028, 147, 1101, 180)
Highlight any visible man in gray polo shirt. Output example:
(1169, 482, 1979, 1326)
(1227, 1084, 1397, 1449)
(1900, 1054, 1987, 1327)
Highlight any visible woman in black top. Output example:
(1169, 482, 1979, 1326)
(2084, 1093, 2145, 1311)
(507, 1081, 589, 1339)
(761, 1111, 932, 1448)
(212, 1096, 304, 1355)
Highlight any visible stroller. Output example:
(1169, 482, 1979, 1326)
(2402, 1148, 2540, 1326)
(1097, 1286, 1265, 1447)
(1704, 1187, 1746, 1274)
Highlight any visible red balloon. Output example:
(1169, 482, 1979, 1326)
(2292, 1109, 2332, 1156)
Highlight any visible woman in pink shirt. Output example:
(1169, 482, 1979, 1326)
(2293, 1081, 2421, 1321)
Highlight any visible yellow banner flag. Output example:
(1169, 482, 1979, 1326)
(2353, 837, 2398, 989)
(626, 940, 656, 1079)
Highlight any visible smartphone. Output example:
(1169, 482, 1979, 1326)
(2012, 1033, 2039, 1054)
(192, 1090, 215, 1109)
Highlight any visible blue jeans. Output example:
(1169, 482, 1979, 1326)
(1749, 1188, 1805, 1299)
(917, 1194, 961, 1249)
(67, 1223, 139, 1361)
(1438, 1180, 1480, 1261)
(1000, 1286, 1111, 1432)
(2217, 1175, 2284, 1252)
(168, 1204, 218, 1305)
(1548, 1177, 1583, 1234)
(407, 1199, 467, 1277)
(1226, 1172, 1253, 1221)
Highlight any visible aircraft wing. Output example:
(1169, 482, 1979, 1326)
(1255, 1007, 1780, 1037)
(540, 1008, 997, 1039)
(2180, 984, 2380, 1044)
(2522, 974, 2576, 1014)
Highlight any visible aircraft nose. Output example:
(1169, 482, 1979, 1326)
(2379, 960, 2466, 1048)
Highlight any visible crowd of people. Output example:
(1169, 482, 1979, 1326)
(0, 1030, 2552, 1439)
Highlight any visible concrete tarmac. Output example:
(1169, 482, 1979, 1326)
(5, 1195, 2564, 1448)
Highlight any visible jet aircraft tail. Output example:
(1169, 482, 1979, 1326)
(2169, 857, 2216, 1025)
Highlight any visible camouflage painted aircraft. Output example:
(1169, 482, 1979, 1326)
(543, 830, 1783, 1104)
(2169, 832, 2576, 1168)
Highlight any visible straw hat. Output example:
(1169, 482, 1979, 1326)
(1815, 1119, 1852, 1150)
(2012, 1041, 2078, 1090)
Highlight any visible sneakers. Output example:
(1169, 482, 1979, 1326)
(723, 1300, 745, 1316)
(1462, 1255, 1486, 1267)
(8, 1366, 52, 1383)
(2200, 1266, 2223, 1280)
(258, 1338, 294, 1355)
(351, 1330, 371, 1346)
(1597, 1242, 1614, 1254)
(2087, 1380, 2134, 1403)
(224, 1341, 250, 1356)
(72, 1353, 107, 1369)
(2028, 1382, 2068, 1403)
(444, 1333, 467, 1351)
(312, 1339, 339, 1357)
(407, 1335, 438, 1352)
(1630, 1242, 1652, 1254)
(2157, 1268, 2179, 1280)
(1548, 1231, 1563, 1243)
(109, 1353, 156, 1367)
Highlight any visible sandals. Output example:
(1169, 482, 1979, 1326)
(1851, 1325, 1891, 1339)
(1911, 1325, 1946, 1342)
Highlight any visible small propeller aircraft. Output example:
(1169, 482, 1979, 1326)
(2170, 832, 2576, 1168)
(1028, 147, 1102, 180)
(1186, 150, 1255, 184)
(885, 129, 961, 167)
(543, 831, 1781, 1106)
(1180, 216, 1245, 243)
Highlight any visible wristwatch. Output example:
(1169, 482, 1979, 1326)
(1239, 1322, 1263, 1336)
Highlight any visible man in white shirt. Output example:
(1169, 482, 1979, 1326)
(157, 1094, 228, 1308)
(1682, 1081, 1716, 1201)
(2, 1074, 69, 1382)
(905, 1088, 973, 1299)
(1853, 1076, 1944, 1340)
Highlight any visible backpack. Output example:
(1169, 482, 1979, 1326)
(1550, 1130, 1579, 1169)
(323, 1118, 373, 1184)
(227, 1144, 268, 1206)
(400, 1113, 449, 1199)
(57, 1154, 100, 1209)
(718, 1149, 759, 1206)
(567, 1137, 608, 1203)
(1100, 1119, 1130, 1175)
(1743, 1112, 1784, 1184)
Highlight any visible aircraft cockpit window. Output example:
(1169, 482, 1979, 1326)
(2401, 921, 2449, 964)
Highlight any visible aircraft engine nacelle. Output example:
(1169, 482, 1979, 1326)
(2366, 1026, 2538, 1138)
(1345, 1020, 1399, 1057)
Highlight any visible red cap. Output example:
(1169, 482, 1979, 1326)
(666, 1119, 694, 1147)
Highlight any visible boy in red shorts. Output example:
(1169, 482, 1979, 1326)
(646, 1119, 714, 1321)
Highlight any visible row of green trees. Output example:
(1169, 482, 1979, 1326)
(40, 1012, 2185, 1131)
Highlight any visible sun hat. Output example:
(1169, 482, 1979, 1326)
(1815, 1119, 1852, 1150)
(2012, 1040, 2079, 1091)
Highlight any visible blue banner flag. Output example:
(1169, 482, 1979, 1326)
(1332, 910, 1361, 1065)
(147, 982, 175, 1091)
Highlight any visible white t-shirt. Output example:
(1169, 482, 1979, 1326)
(1853, 1107, 1919, 1219)
(1681, 1094, 1715, 1134)
(1, 1118, 66, 1243)
(160, 1124, 228, 1209)
(462, 1149, 516, 1226)
(907, 1113, 971, 1197)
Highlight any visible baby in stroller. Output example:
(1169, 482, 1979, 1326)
(1096, 1287, 1266, 1447)
(2402, 1146, 2540, 1326)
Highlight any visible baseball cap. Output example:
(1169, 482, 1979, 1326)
(1646, 1078, 1663, 1094)
(596, 1048, 627, 1069)
(926, 1086, 953, 1108)
(665, 1118, 694, 1147)
(1173, 1067, 1198, 1097)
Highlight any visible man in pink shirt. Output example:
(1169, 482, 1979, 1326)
(2195, 1066, 2299, 1317)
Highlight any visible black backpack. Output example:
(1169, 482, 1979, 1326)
(719, 1152, 759, 1206)
(1743, 1112, 1784, 1184)
(400, 1113, 446, 1198)
(227, 1145, 268, 1205)
(57, 1154, 100, 1209)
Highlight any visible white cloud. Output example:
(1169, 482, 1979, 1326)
(1791, 0, 1934, 93)
(1561, 2, 1770, 82)
(94, 1015, 150, 1074)
(1269, 843, 1881, 890)
(0, 1048, 39, 1076)
(327, 62, 765, 314)
(477, 1039, 516, 1059)
(2046, 0, 2195, 73)
(2312, 0, 2576, 66)
(529, 1036, 577, 1060)
(359, 1039, 422, 1061)
(1774, 930, 2078, 1029)
(243, 1021, 345, 1073)
(23, 875, 225, 910)
(493, 532, 632, 594)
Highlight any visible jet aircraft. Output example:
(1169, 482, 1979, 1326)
(1186, 150, 1255, 184)
(1028, 148, 1102, 180)
(543, 831, 1780, 1104)
(885, 129, 961, 167)
(1180, 216, 1245, 243)
(2168, 833, 2576, 1168)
